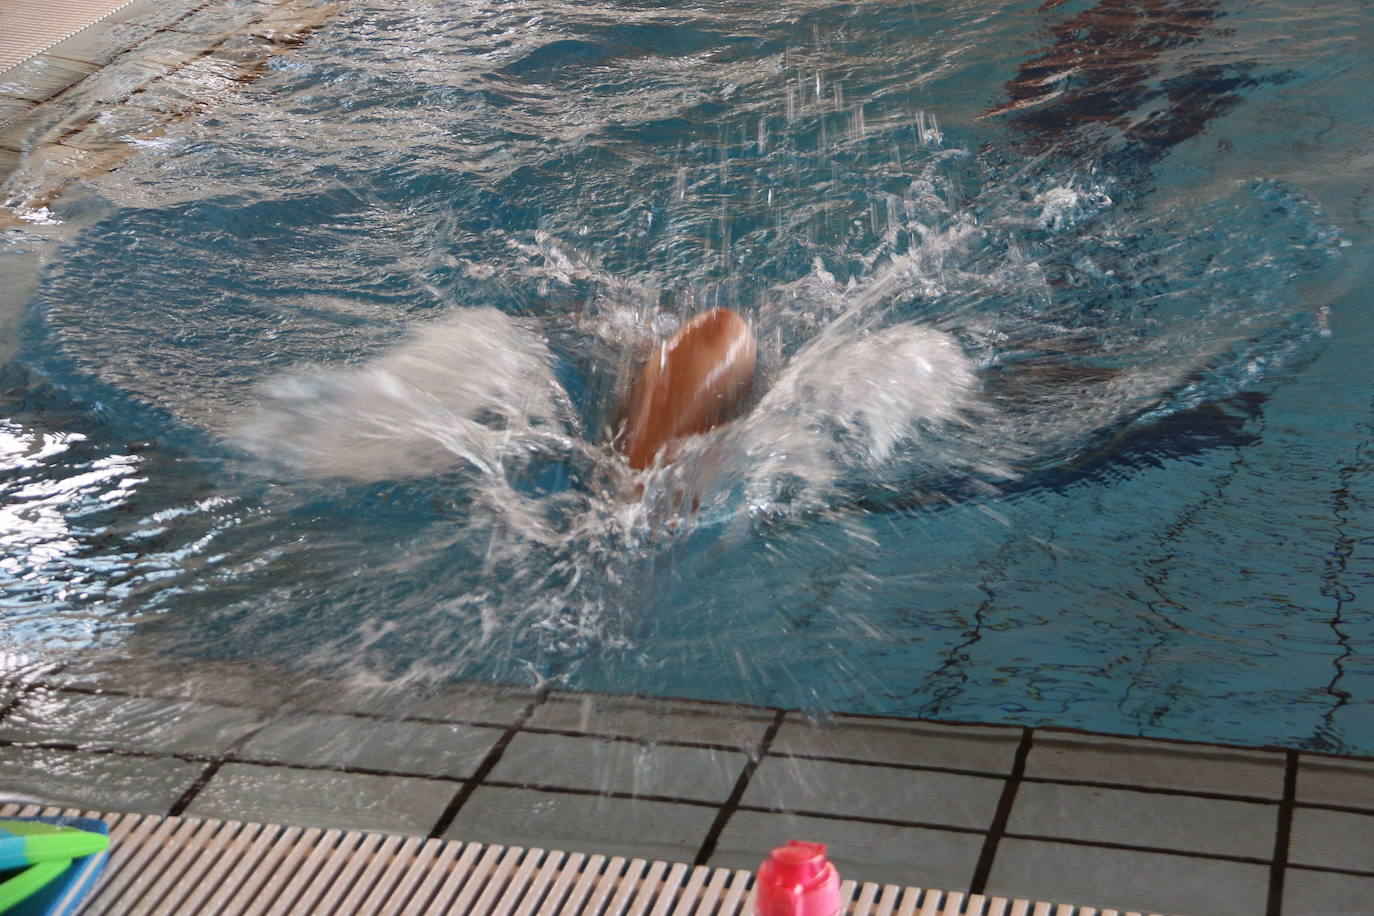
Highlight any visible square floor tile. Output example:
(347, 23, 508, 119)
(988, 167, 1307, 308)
(0, 96, 33, 128)
(400, 682, 537, 725)
(710, 809, 983, 890)
(185, 762, 457, 834)
(1025, 731, 1285, 798)
(74, 49, 207, 105)
(290, 679, 534, 727)
(0, 689, 267, 756)
(57, 87, 196, 151)
(529, 692, 773, 749)
(44, 21, 159, 67)
(1296, 756, 1374, 811)
(741, 756, 1003, 831)
(0, 55, 100, 103)
(988, 837, 1269, 916)
(102, 0, 206, 29)
(166, 0, 279, 37)
(0, 108, 47, 153)
(772, 714, 1020, 775)
(49, 654, 290, 709)
(445, 786, 717, 863)
(489, 733, 746, 803)
(1283, 867, 1374, 915)
(1007, 782, 1278, 859)
(0, 745, 202, 814)
(239, 713, 501, 778)
(1288, 807, 1374, 872)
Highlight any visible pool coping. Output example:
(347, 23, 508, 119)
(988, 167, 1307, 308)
(0, 0, 338, 202)
(1, 0, 217, 150)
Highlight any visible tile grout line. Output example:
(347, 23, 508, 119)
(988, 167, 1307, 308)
(165, 754, 227, 816)
(968, 726, 1032, 895)
(766, 750, 1029, 780)
(0, 689, 28, 725)
(517, 725, 757, 754)
(0, 732, 1313, 814)
(1017, 774, 1287, 805)
(426, 687, 550, 840)
(31, 679, 543, 734)
(692, 707, 786, 867)
(1293, 799, 1374, 818)
(2, 682, 1000, 762)
(996, 832, 1273, 866)
(0, 664, 70, 726)
(166, 693, 293, 817)
(1266, 749, 1299, 916)
(1284, 862, 1374, 880)
(3, 683, 1351, 797)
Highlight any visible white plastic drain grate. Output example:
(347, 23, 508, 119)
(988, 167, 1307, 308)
(0, 803, 1164, 915)
(0, 0, 137, 71)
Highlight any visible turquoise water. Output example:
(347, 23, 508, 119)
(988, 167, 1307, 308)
(2, 0, 1371, 752)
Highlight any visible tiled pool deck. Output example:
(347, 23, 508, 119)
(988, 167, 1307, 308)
(0, 0, 336, 201)
(1, 660, 1373, 915)
(1, 0, 221, 162)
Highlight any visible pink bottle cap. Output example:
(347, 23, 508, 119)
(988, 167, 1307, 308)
(755, 841, 842, 916)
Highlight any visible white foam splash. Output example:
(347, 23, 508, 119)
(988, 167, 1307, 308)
(729, 321, 984, 512)
(236, 307, 574, 480)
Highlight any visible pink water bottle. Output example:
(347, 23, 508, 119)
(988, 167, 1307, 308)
(755, 841, 843, 916)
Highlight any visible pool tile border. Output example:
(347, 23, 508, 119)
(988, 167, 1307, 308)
(4, 670, 1374, 914)
(0, 0, 222, 146)
(0, 0, 341, 229)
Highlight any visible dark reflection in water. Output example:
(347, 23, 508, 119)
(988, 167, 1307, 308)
(988, 0, 1266, 169)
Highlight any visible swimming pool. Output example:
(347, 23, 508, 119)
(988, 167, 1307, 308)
(2, 0, 1371, 754)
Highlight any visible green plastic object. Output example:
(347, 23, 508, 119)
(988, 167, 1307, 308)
(5, 816, 111, 916)
(0, 859, 72, 913)
(0, 820, 109, 870)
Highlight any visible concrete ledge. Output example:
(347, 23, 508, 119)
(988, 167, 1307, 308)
(0, 0, 139, 73)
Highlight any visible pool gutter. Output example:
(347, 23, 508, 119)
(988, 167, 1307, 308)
(1, 802, 1163, 915)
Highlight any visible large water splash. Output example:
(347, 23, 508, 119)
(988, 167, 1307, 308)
(224, 155, 1338, 688)
(238, 308, 576, 481)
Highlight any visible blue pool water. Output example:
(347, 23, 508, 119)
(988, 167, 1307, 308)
(2, 0, 1372, 752)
